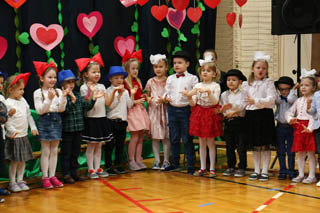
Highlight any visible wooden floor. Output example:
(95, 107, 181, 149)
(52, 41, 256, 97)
(1, 152, 320, 212)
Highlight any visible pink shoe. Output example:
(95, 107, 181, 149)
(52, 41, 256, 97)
(49, 176, 64, 188)
(42, 177, 53, 189)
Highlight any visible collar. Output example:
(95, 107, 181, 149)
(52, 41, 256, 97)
(229, 88, 241, 95)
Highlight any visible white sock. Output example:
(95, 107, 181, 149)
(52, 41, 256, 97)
(152, 139, 161, 163)
(40, 141, 50, 178)
(199, 138, 207, 170)
(253, 151, 261, 174)
(86, 143, 95, 171)
(307, 151, 316, 179)
(94, 143, 102, 171)
(162, 139, 170, 163)
(297, 151, 307, 177)
(17, 162, 25, 182)
(207, 138, 216, 171)
(261, 151, 271, 174)
(9, 161, 18, 184)
(48, 141, 59, 178)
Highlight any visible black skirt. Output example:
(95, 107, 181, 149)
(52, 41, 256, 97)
(82, 117, 113, 143)
(245, 108, 276, 151)
(0, 128, 4, 170)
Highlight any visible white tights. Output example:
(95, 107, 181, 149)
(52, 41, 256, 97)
(152, 139, 170, 163)
(297, 151, 316, 178)
(9, 161, 26, 184)
(86, 143, 102, 172)
(40, 140, 59, 178)
(253, 151, 271, 174)
(199, 138, 216, 171)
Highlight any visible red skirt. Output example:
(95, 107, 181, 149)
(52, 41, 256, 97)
(189, 105, 223, 138)
(292, 120, 316, 152)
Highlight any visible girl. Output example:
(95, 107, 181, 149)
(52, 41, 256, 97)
(33, 61, 67, 189)
(288, 69, 317, 184)
(123, 50, 150, 171)
(76, 53, 113, 179)
(182, 60, 222, 177)
(4, 73, 38, 192)
(242, 52, 277, 181)
(145, 54, 170, 170)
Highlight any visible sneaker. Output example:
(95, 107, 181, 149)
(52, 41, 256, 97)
(302, 177, 317, 184)
(0, 188, 11, 195)
(223, 168, 235, 176)
(0, 198, 4, 203)
(129, 161, 141, 171)
(50, 176, 64, 188)
(17, 181, 30, 191)
(194, 169, 206, 177)
(164, 165, 181, 172)
(136, 161, 147, 170)
(152, 161, 161, 170)
(258, 173, 269, 181)
(71, 175, 86, 181)
(234, 169, 245, 177)
(291, 176, 304, 183)
(88, 169, 99, 179)
(208, 170, 216, 178)
(289, 174, 296, 181)
(248, 173, 259, 181)
(106, 168, 117, 176)
(278, 173, 287, 180)
(9, 183, 22, 192)
(316, 180, 320, 187)
(161, 161, 170, 170)
(114, 166, 126, 174)
(42, 177, 53, 189)
(63, 175, 75, 184)
(96, 168, 109, 178)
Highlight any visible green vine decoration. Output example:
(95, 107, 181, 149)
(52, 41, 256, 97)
(57, 0, 65, 69)
(131, 5, 139, 50)
(14, 9, 21, 73)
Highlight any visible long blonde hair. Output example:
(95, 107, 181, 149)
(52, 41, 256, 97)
(39, 67, 59, 99)
(78, 62, 100, 86)
(248, 60, 269, 85)
(198, 62, 220, 82)
(3, 75, 24, 99)
(123, 58, 142, 89)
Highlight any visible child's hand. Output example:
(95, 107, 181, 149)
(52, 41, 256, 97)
(93, 90, 104, 100)
(164, 94, 172, 103)
(31, 130, 39, 136)
(155, 96, 164, 105)
(146, 96, 153, 104)
(131, 86, 138, 96)
(222, 103, 232, 112)
(88, 84, 96, 94)
(289, 118, 297, 125)
(62, 87, 70, 97)
(307, 98, 312, 110)
(301, 124, 311, 134)
(293, 83, 299, 90)
(48, 88, 55, 100)
(69, 91, 77, 103)
(245, 97, 255, 105)
(8, 108, 16, 116)
(199, 88, 211, 95)
(135, 98, 145, 105)
(9, 132, 18, 139)
(180, 88, 190, 97)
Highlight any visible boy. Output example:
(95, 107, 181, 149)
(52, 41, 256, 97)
(220, 69, 247, 177)
(163, 51, 198, 174)
(274, 76, 297, 180)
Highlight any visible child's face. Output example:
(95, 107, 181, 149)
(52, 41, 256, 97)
(252, 61, 268, 80)
(173, 58, 189, 74)
(200, 65, 216, 83)
(62, 80, 75, 91)
(41, 69, 57, 89)
(0, 76, 4, 91)
(316, 77, 320, 90)
(227, 76, 242, 91)
(300, 78, 315, 96)
(128, 61, 139, 78)
(153, 61, 167, 77)
(86, 64, 101, 84)
(109, 75, 124, 87)
(9, 82, 24, 100)
(277, 83, 291, 97)
(204, 52, 216, 63)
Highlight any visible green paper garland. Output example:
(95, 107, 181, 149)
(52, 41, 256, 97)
(131, 5, 139, 50)
(14, 9, 21, 73)
(57, 0, 65, 69)
(191, 0, 204, 72)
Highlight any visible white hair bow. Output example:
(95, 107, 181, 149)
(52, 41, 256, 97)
(253, 51, 270, 62)
(199, 55, 213, 66)
(300, 68, 317, 79)
(150, 54, 166, 65)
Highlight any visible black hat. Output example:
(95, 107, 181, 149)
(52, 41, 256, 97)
(172, 50, 191, 62)
(226, 69, 247, 81)
(275, 76, 294, 88)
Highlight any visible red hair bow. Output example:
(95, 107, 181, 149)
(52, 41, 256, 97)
(10, 72, 31, 87)
(75, 53, 105, 72)
(122, 49, 142, 64)
(33, 60, 58, 77)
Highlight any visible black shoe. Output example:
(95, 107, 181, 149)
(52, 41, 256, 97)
(278, 173, 287, 180)
(248, 172, 259, 181)
(63, 175, 75, 184)
(187, 168, 195, 175)
(259, 173, 269, 182)
(289, 174, 295, 180)
(106, 168, 118, 176)
(114, 166, 126, 174)
(164, 165, 180, 172)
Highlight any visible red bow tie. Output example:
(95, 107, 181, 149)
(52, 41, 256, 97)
(176, 73, 185, 78)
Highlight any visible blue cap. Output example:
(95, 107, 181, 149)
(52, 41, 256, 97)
(58, 69, 78, 85)
(106, 66, 128, 80)
(0, 69, 8, 80)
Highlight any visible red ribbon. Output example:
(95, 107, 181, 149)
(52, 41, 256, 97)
(122, 49, 143, 64)
(10, 72, 31, 87)
(75, 52, 104, 72)
(33, 60, 58, 77)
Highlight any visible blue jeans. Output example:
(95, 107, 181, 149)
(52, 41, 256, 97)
(168, 105, 195, 169)
(276, 123, 295, 175)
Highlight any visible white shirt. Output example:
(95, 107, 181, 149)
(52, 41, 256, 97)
(34, 88, 67, 115)
(106, 85, 133, 121)
(220, 89, 247, 117)
(274, 90, 298, 124)
(192, 82, 220, 106)
(0, 94, 5, 139)
(164, 71, 198, 107)
(242, 78, 277, 110)
(5, 97, 37, 138)
(80, 83, 106, 118)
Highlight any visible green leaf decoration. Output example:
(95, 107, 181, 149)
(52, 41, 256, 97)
(46, 50, 51, 58)
(16, 46, 21, 57)
(89, 42, 94, 54)
(16, 60, 21, 71)
(61, 51, 65, 59)
(131, 21, 138, 32)
(92, 45, 99, 55)
(64, 27, 69, 36)
(136, 35, 139, 42)
(172, 46, 182, 55)
(135, 7, 138, 20)
(136, 44, 140, 50)
(58, 2, 62, 11)
(191, 24, 200, 35)
(18, 32, 30, 45)
(59, 42, 64, 49)
(58, 14, 63, 25)
(48, 58, 57, 67)
(196, 39, 201, 48)
(178, 33, 187, 42)
(166, 42, 171, 53)
(198, 2, 206, 11)
(161, 28, 169, 38)
(60, 61, 64, 68)
(169, 67, 174, 75)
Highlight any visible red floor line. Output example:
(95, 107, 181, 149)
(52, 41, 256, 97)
(99, 178, 153, 213)
(136, 199, 163, 202)
(119, 187, 142, 191)
(263, 198, 275, 206)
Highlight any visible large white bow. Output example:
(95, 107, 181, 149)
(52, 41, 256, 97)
(300, 68, 317, 79)
(199, 55, 213, 66)
(253, 51, 270, 62)
(150, 54, 167, 65)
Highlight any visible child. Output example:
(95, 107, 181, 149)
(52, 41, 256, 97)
(182, 60, 222, 177)
(122, 50, 151, 171)
(145, 54, 170, 170)
(242, 52, 277, 181)
(76, 53, 113, 179)
(105, 66, 135, 175)
(4, 73, 39, 192)
(274, 76, 298, 180)
(59, 69, 100, 183)
(220, 69, 248, 177)
(163, 50, 198, 174)
(33, 60, 67, 188)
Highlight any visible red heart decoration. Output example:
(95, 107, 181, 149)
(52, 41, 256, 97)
(226, 12, 236, 27)
(114, 36, 136, 57)
(172, 0, 189, 11)
(36, 28, 58, 45)
(120, 0, 137, 7)
(235, 0, 247, 7)
(4, 0, 26, 9)
(30, 24, 64, 51)
(77, 11, 103, 39)
(0, 36, 8, 60)
(187, 7, 202, 23)
(151, 5, 168, 21)
(204, 0, 221, 9)
(239, 14, 243, 28)
(137, 0, 149, 6)
(166, 8, 186, 30)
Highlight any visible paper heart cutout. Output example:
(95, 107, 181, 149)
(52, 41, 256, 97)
(18, 32, 30, 44)
(114, 36, 136, 57)
(239, 14, 243, 28)
(4, 0, 26, 9)
(187, 7, 202, 23)
(166, 8, 186, 30)
(0, 36, 8, 60)
(30, 24, 64, 51)
(120, 0, 137, 7)
(161, 28, 169, 38)
(204, 0, 221, 9)
(137, 0, 148, 6)
(226, 12, 236, 27)
(172, 0, 189, 11)
(235, 0, 247, 7)
(151, 5, 168, 21)
(77, 11, 103, 39)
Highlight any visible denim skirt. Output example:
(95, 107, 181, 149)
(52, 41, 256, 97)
(37, 112, 62, 141)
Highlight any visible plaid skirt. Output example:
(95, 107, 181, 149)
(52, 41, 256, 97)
(4, 136, 33, 162)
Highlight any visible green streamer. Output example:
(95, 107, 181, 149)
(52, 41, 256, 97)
(131, 5, 139, 50)
(57, 0, 65, 69)
(14, 9, 21, 73)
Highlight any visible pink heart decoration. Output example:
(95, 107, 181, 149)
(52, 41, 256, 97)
(120, 0, 137, 7)
(114, 36, 136, 57)
(226, 12, 236, 28)
(0, 36, 8, 60)
(77, 11, 103, 39)
(30, 24, 64, 51)
(166, 8, 186, 30)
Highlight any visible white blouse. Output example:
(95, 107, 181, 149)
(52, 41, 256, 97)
(220, 89, 247, 117)
(33, 88, 67, 115)
(192, 82, 220, 106)
(80, 83, 106, 118)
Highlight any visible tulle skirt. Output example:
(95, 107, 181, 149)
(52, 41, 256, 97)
(127, 104, 150, 132)
(292, 120, 316, 152)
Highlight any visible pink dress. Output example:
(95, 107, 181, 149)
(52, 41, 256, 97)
(145, 77, 169, 140)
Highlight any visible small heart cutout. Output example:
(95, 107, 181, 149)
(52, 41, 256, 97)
(0, 36, 8, 60)
(226, 12, 236, 27)
(120, 0, 137, 7)
(4, 0, 26, 9)
(137, 0, 149, 6)
(151, 5, 168, 21)
(235, 0, 247, 7)
(191, 24, 200, 34)
(239, 14, 243, 28)
(114, 36, 136, 57)
(166, 8, 186, 30)
(30, 24, 64, 51)
(161, 28, 169, 38)
(18, 32, 30, 45)
(172, 0, 189, 11)
(187, 7, 202, 23)
(204, 0, 221, 9)
(77, 11, 103, 39)
(36, 28, 58, 45)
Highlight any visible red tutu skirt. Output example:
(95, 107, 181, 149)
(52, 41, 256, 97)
(292, 120, 316, 152)
(189, 105, 223, 138)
